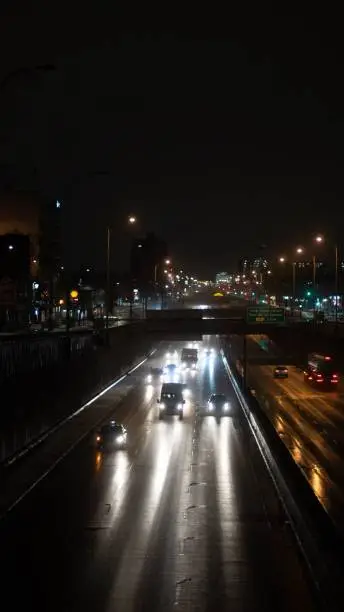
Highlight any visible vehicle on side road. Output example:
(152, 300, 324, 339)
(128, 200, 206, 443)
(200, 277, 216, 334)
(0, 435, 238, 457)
(157, 382, 185, 420)
(304, 353, 339, 388)
(274, 365, 289, 379)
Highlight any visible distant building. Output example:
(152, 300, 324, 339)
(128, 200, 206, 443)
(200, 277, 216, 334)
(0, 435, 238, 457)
(252, 257, 269, 271)
(215, 272, 232, 284)
(239, 258, 250, 274)
(0, 190, 62, 327)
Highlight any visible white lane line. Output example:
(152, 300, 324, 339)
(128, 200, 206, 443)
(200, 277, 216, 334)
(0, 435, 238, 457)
(5, 350, 157, 468)
(1, 350, 157, 519)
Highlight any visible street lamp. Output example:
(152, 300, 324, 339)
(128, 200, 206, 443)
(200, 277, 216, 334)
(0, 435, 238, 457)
(128, 216, 136, 224)
(313, 235, 339, 323)
(312, 235, 324, 309)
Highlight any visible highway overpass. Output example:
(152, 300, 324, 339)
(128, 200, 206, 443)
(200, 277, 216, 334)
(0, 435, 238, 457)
(144, 308, 306, 337)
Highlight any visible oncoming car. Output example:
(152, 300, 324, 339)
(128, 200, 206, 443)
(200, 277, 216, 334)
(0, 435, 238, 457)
(146, 367, 163, 383)
(207, 394, 230, 416)
(96, 421, 127, 449)
(158, 383, 185, 420)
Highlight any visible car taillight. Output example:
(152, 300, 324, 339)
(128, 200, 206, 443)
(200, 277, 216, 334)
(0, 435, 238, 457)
(316, 374, 323, 382)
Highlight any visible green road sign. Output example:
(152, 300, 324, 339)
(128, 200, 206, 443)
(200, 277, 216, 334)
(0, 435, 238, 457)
(246, 306, 285, 323)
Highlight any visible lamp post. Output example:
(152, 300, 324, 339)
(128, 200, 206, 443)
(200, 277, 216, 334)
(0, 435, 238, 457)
(106, 215, 137, 336)
(335, 244, 339, 325)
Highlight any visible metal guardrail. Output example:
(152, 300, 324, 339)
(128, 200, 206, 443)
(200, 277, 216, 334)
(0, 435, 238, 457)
(221, 346, 344, 612)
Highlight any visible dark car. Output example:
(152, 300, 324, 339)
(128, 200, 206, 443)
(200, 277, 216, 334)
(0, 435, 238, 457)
(274, 366, 288, 379)
(207, 393, 230, 415)
(96, 421, 127, 449)
(146, 367, 163, 383)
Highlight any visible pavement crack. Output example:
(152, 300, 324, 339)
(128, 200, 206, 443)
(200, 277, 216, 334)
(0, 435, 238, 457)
(185, 504, 197, 511)
(176, 577, 192, 586)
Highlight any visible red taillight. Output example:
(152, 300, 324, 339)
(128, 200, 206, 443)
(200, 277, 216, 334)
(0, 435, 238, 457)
(316, 374, 323, 382)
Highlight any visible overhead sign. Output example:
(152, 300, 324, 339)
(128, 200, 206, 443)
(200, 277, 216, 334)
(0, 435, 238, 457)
(246, 306, 285, 323)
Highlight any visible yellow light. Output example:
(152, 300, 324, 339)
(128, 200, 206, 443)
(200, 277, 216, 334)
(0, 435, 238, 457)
(213, 292, 224, 297)
(70, 290, 78, 299)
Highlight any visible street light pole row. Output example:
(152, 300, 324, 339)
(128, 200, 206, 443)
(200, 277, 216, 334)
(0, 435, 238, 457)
(279, 235, 340, 322)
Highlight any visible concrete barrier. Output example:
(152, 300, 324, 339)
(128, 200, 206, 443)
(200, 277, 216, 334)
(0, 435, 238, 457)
(221, 343, 344, 611)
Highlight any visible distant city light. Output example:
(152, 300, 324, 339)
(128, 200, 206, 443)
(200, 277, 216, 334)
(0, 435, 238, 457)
(8, 245, 14, 250)
(56, 200, 61, 208)
(128, 216, 136, 224)
(137, 243, 142, 248)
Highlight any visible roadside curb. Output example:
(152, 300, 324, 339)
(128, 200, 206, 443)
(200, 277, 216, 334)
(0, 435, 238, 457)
(2, 348, 157, 470)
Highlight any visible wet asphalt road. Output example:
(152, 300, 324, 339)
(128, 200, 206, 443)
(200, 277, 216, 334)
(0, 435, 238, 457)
(0, 339, 317, 611)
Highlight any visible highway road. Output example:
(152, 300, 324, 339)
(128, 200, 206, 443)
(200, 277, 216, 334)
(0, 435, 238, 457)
(230, 334, 344, 532)
(0, 339, 317, 611)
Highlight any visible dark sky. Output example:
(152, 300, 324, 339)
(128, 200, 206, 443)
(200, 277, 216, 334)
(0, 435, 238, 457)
(0, 6, 343, 277)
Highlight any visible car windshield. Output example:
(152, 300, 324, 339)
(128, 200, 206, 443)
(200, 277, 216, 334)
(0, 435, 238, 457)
(276, 366, 286, 370)
(211, 394, 226, 402)
(101, 424, 122, 435)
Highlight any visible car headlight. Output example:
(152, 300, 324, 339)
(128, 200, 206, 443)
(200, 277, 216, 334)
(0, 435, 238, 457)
(146, 375, 152, 383)
(224, 403, 229, 411)
(160, 403, 165, 409)
(117, 435, 124, 444)
(192, 363, 196, 368)
(208, 402, 213, 411)
(177, 403, 182, 410)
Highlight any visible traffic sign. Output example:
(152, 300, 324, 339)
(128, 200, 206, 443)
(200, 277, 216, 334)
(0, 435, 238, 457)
(246, 306, 285, 323)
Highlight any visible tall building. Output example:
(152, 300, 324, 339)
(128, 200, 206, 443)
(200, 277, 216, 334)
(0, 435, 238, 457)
(239, 258, 250, 274)
(0, 190, 62, 326)
(215, 272, 232, 284)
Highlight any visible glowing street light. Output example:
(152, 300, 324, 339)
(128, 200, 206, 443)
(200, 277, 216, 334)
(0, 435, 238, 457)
(315, 235, 324, 244)
(165, 259, 171, 265)
(128, 216, 136, 224)
(296, 247, 304, 254)
(279, 257, 286, 263)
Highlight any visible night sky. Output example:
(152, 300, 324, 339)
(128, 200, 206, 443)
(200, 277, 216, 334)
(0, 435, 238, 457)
(0, 6, 343, 276)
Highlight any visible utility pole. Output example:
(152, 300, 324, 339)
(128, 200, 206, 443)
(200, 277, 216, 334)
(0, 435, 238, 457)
(105, 226, 111, 342)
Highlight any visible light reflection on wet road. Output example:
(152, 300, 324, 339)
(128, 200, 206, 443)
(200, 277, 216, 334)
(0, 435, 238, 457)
(0, 339, 316, 611)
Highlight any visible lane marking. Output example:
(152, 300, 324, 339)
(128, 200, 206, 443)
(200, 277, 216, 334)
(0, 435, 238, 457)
(0, 350, 157, 520)
(4, 351, 156, 468)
